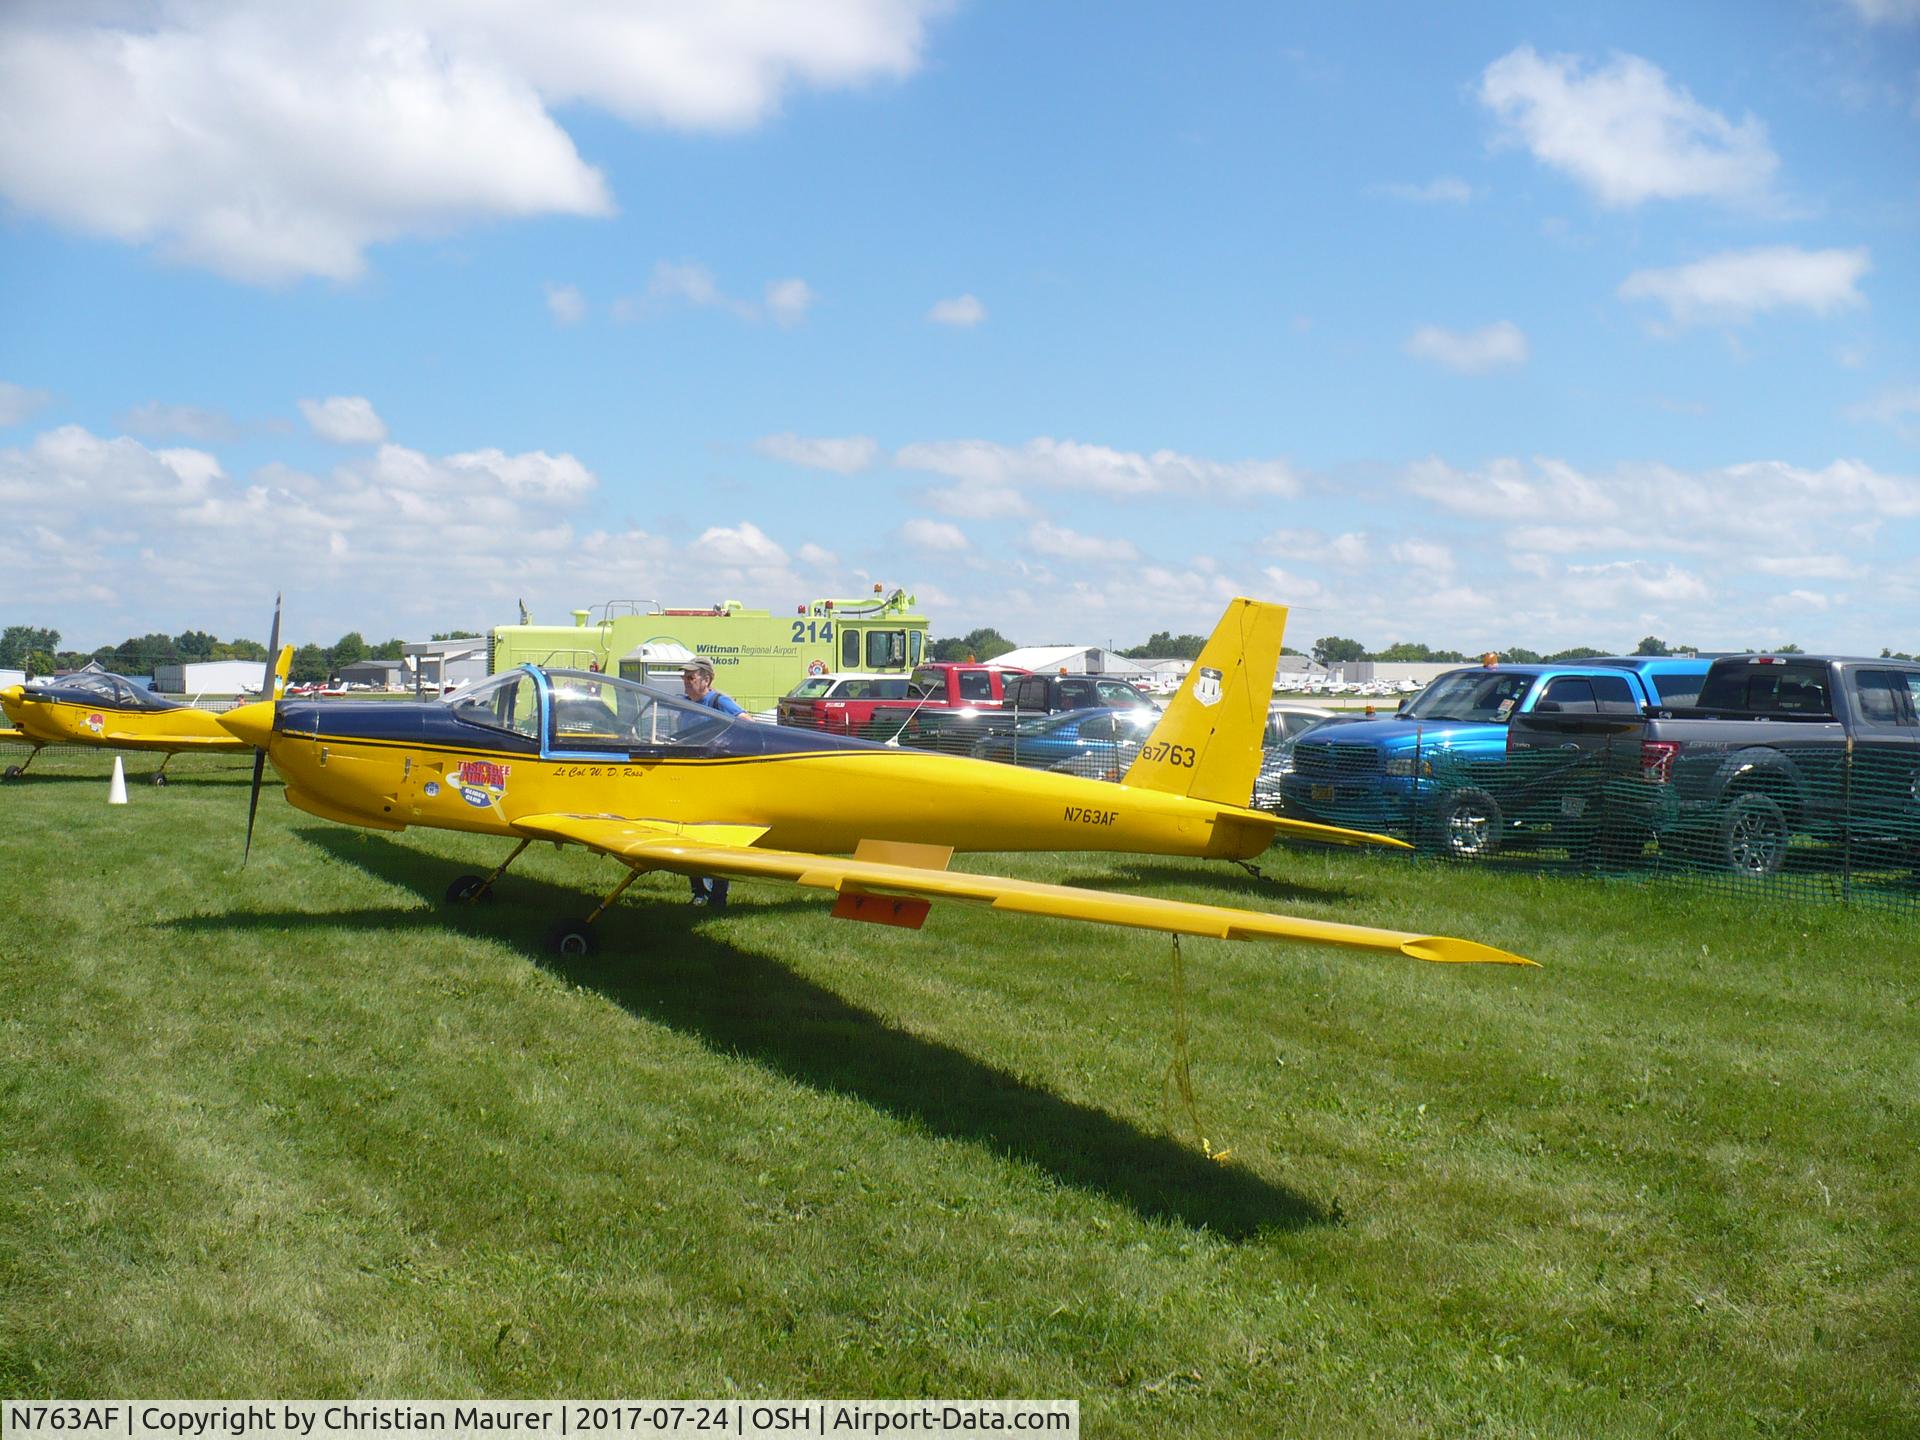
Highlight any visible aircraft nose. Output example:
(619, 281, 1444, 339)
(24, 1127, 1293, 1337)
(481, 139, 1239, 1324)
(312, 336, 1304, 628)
(0, 685, 21, 705)
(219, 700, 277, 749)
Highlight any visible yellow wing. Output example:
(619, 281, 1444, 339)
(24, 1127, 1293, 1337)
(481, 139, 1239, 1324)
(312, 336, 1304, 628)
(509, 813, 1534, 966)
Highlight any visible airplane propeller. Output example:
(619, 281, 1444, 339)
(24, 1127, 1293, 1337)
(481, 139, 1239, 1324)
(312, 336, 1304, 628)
(244, 593, 282, 865)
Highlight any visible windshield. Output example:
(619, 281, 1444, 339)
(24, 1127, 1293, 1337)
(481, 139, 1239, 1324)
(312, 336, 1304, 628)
(1400, 670, 1537, 725)
(544, 668, 734, 750)
(785, 678, 833, 700)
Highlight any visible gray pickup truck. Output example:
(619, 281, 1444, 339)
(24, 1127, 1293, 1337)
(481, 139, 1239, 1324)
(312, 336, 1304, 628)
(1506, 654, 1920, 874)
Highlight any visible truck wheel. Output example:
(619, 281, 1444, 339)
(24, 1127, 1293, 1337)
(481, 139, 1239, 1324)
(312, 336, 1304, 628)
(1718, 793, 1787, 876)
(1429, 787, 1503, 861)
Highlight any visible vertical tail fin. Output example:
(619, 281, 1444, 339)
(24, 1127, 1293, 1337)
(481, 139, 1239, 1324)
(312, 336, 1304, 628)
(1122, 598, 1286, 806)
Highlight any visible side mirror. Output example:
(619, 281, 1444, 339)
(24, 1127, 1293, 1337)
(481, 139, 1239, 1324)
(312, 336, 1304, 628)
(1395, 697, 1407, 713)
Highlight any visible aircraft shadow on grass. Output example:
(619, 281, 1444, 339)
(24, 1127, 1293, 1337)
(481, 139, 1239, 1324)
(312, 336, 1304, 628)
(172, 824, 1336, 1239)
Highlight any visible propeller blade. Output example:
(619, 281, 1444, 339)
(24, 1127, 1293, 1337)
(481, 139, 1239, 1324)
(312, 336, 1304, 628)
(244, 593, 282, 866)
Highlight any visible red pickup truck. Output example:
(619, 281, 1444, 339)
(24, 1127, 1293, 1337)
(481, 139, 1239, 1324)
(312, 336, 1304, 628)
(776, 663, 1028, 739)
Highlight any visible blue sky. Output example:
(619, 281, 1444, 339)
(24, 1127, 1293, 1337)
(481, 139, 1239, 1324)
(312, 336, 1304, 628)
(2, 0, 1917, 655)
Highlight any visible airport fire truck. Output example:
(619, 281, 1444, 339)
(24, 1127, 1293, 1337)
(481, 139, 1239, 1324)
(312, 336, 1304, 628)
(486, 586, 930, 714)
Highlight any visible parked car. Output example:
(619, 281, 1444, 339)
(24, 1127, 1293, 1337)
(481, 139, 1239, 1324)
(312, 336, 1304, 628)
(776, 672, 919, 734)
(970, 706, 1159, 774)
(1279, 658, 1712, 857)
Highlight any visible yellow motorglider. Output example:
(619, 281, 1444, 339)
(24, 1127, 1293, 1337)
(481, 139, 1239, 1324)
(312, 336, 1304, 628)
(2, 646, 292, 784)
(222, 597, 1532, 969)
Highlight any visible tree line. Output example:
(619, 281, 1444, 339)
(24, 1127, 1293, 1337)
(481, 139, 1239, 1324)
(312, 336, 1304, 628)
(1, 625, 485, 684)
(924, 627, 1916, 667)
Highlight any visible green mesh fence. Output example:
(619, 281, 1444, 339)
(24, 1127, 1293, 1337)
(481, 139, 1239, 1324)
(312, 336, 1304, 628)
(1284, 731, 1920, 917)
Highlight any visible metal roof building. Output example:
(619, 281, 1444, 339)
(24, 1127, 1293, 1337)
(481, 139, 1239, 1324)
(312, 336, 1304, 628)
(989, 645, 1151, 676)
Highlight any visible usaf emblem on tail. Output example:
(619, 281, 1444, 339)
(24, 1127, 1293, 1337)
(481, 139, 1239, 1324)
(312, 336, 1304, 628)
(1193, 667, 1223, 707)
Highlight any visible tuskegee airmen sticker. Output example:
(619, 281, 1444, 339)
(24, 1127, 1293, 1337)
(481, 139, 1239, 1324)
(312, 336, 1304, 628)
(450, 759, 512, 809)
(1193, 667, 1223, 707)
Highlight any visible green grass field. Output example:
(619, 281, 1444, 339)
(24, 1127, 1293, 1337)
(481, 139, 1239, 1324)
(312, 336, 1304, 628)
(2, 746, 1915, 1435)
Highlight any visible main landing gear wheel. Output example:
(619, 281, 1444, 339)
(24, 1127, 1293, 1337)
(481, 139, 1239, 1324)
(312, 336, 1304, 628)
(548, 920, 597, 958)
(2, 765, 22, 782)
(150, 773, 169, 787)
(444, 874, 495, 904)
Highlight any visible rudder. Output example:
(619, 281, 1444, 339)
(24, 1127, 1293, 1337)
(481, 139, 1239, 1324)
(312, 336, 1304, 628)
(1122, 598, 1287, 805)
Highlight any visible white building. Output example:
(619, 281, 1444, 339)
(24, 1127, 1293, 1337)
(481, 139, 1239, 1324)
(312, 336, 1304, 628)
(152, 659, 272, 696)
(403, 640, 491, 693)
(990, 645, 1152, 676)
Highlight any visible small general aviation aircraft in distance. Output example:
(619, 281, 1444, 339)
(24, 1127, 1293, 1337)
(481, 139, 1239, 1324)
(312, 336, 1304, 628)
(0, 605, 292, 784)
(219, 597, 1532, 968)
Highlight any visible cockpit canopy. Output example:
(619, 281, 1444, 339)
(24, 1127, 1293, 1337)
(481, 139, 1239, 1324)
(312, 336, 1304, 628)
(448, 667, 734, 753)
(47, 672, 184, 712)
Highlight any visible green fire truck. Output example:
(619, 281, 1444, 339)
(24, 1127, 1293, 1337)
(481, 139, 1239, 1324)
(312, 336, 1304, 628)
(487, 586, 930, 714)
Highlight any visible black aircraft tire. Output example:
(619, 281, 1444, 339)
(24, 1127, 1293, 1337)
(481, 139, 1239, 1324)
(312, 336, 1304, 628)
(1717, 793, 1788, 877)
(445, 874, 494, 904)
(1428, 787, 1504, 862)
(150, 773, 168, 787)
(548, 920, 597, 958)
(3, 766, 21, 781)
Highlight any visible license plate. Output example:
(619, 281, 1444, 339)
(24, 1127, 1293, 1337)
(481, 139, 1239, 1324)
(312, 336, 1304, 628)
(1311, 785, 1334, 802)
(1560, 796, 1586, 817)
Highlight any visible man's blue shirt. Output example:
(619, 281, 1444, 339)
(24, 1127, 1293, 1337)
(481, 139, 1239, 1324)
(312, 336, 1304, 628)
(692, 688, 744, 717)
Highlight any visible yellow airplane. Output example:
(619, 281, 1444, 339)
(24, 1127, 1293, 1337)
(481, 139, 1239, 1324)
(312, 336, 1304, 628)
(219, 598, 1532, 968)
(1, 607, 292, 785)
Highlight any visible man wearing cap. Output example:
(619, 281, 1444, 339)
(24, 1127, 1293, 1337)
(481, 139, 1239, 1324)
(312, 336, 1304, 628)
(681, 656, 746, 908)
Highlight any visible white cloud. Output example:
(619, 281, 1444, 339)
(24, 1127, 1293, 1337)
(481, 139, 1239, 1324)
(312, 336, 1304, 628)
(299, 395, 388, 444)
(0, 381, 53, 427)
(696, 520, 788, 569)
(624, 262, 812, 325)
(1259, 566, 1325, 602)
(919, 484, 1033, 520)
(797, 542, 838, 569)
(1479, 46, 1777, 208)
(897, 518, 970, 552)
(1388, 538, 1456, 574)
(118, 403, 240, 442)
(928, 293, 987, 327)
(1845, 0, 1920, 21)
(1844, 383, 1920, 439)
(1372, 177, 1473, 204)
(894, 437, 1300, 500)
(755, 432, 878, 473)
(1403, 321, 1529, 374)
(1025, 522, 1139, 563)
(1329, 532, 1371, 567)
(1619, 246, 1870, 329)
(0, 3, 937, 283)
(765, 277, 815, 327)
(545, 283, 587, 326)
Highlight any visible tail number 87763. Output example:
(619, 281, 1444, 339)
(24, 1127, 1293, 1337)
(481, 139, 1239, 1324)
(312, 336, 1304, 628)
(1139, 741, 1197, 768)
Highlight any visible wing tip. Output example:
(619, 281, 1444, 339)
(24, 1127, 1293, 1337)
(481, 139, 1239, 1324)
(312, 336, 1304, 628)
(1400, 936, 1538, 966)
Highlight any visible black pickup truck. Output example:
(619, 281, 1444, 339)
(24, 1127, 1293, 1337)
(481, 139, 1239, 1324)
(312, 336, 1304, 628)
(898, 672, 1154, 753)
(1506, 654, 1920, 874)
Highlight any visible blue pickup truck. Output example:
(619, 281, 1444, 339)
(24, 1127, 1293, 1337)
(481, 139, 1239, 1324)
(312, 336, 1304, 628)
(1279, 658, 1711, 858)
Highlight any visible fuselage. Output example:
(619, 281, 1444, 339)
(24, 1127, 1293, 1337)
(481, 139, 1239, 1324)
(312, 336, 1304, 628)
(1, 682, 246, 754)
(238, 695, 1281, 862)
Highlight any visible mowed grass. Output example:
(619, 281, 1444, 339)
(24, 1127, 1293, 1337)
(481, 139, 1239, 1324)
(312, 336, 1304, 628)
(1, 745, 1915, 1436)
